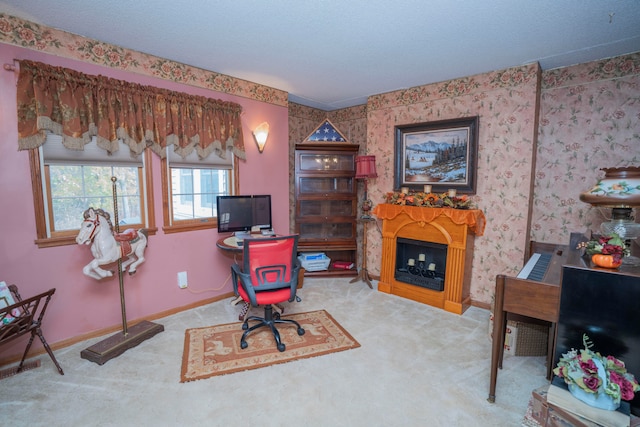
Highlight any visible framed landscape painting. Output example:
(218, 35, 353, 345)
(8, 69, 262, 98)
(394, 117, 478, 194)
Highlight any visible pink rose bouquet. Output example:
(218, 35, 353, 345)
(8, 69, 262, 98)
(554, 334, 639, 406)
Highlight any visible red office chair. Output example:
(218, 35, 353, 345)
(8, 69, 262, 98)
(231, 235, 305, 352)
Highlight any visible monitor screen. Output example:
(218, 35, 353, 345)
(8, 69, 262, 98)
(216, 195, 272, 233)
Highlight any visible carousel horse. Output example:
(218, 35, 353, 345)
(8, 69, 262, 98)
(76, 207, 148, 280)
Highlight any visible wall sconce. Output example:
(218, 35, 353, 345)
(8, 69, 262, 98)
(253, 122, 270, 153)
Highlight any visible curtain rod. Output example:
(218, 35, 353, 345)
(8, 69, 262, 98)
(4, 64, 16, 72)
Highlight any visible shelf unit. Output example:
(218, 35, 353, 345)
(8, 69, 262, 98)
(294, 142, 359, 277)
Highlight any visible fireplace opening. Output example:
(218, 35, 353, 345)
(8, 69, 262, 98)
(395, 237, 447, 292)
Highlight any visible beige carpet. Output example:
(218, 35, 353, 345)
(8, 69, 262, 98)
(181, 309, 359, 382)
(0, 278, 549, 426)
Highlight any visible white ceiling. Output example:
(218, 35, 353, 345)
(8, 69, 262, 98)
(2, 0, 640, 111)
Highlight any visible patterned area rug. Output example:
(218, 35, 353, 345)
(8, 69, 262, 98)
(180, 309, 360, 382)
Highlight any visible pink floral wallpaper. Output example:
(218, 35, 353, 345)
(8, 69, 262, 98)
(289, 53, 639, 308)
(365, 64, 541, 306)
(532, 53, 640, 244)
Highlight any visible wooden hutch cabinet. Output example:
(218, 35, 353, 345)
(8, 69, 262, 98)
(295, 143, 359, 277)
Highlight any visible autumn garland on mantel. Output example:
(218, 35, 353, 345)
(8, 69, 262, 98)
(383, 191, 475, 209)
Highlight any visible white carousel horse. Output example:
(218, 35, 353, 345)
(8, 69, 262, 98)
(76, 207, 148, 280)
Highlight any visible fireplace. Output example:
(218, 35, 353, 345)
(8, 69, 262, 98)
(372, 204, 486, 315)
(395, 238, 447, 291)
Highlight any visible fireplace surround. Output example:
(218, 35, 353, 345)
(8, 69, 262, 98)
(373, 204, 486, 314)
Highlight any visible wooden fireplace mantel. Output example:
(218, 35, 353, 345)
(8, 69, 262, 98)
(373, 204, 486, 315)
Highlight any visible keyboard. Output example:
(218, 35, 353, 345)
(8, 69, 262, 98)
(516, 252, 552, 281)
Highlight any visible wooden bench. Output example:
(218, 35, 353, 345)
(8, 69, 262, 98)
(0, 284, 64, 376)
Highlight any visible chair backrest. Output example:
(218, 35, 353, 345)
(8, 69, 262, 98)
(242, 235, 299, 289)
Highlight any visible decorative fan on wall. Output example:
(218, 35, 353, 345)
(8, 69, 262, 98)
(580, 167, 640, 265)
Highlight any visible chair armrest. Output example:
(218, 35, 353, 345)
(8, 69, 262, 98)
(230, 264, 259, 306)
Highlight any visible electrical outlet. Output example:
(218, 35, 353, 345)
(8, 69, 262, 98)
(177, 271, 188, 289)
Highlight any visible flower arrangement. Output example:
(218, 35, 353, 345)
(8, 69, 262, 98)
(553, 334, 639, 407)
(383, 191, 474, 209)
(577, 233, 630, 264)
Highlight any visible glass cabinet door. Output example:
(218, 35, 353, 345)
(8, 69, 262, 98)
(298, 177, 354, 195)
(298, 222, 355, 241)
(298, 153, 356, 173)
(298, 199, 355, 217)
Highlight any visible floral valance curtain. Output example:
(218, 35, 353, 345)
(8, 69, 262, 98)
(16, 60, 245, 160)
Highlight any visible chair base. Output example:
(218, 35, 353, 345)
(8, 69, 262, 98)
(240, 305, 305, 352)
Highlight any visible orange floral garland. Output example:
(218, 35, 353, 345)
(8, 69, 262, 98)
(383, 191, 474, 209)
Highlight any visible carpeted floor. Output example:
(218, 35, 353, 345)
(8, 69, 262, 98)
(0, 277, 549, 426)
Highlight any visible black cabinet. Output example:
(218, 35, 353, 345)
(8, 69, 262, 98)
(555, 263, 640, 415)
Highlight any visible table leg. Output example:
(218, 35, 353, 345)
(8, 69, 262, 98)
(488, 275, 507, 403)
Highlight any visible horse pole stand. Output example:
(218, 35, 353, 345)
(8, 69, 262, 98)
(80, 177, 164, 365)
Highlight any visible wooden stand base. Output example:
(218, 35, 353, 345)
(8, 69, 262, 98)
(0, 359, 41, 380)
(350, 218, 374, 289)
(349, 267, 373, 289)
(81, 320, 164, 365)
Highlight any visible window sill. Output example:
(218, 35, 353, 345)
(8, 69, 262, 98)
(162, 221, 216, 234)
(35, 228, 158, 248)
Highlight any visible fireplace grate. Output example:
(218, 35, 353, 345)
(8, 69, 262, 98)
(395, 268, 445, 291)
(394, 237, 447, 292)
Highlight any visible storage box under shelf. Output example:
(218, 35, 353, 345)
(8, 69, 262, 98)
(298, 254, 331, 272)
(489, 313, 549, 357)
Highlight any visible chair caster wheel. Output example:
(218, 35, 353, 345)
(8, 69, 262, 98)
(297, 328, 305, 336)
(240, 341, 248, 349)
(274, 312, 281, 320)
(242, 323, 248, 330)
(277, 343, 286, 352)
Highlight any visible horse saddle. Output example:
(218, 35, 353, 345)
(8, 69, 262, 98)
(114, 229, 139, 242)
(114, 229, 140, 258)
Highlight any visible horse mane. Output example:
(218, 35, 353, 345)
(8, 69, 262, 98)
(83, 207, 114, 234)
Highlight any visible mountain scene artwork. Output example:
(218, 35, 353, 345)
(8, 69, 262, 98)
(403, 127, 469, 183)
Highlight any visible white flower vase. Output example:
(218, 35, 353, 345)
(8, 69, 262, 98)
(568, 384, 620, 411)
(568, 358, 620, 411)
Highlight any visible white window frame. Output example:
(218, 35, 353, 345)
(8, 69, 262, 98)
(161, 146, 238, 234)
(30, 135, 155, 248)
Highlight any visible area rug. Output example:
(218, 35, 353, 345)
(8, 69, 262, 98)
(180, 309, 360, 382)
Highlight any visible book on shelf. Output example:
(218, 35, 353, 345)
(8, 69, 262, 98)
(332, 261, 354, 270)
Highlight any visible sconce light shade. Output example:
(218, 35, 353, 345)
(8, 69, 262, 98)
(355, 155, 378, 179)
(253, 122, 270, 153)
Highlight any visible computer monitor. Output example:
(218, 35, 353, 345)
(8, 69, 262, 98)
(216, 195, 272, 233)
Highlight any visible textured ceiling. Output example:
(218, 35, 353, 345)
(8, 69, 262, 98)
(2, 0, 640, 111)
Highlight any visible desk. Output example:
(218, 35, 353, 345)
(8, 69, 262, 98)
(215, 235, 256, 320)
(215, 234, 303, 321)
(215, 235, 243, 252)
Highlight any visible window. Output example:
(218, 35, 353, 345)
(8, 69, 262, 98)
(162, 147, 237, 233)
(30, 135, 155, 248)
(47, 164, 143, 232)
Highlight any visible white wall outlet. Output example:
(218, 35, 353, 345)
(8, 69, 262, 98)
(177, 271, 188, 289)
